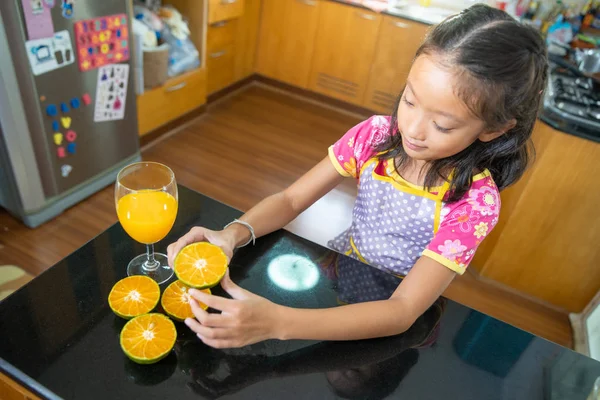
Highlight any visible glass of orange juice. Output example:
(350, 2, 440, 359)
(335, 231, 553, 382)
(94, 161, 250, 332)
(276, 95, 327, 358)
(115, 162, 178, 284)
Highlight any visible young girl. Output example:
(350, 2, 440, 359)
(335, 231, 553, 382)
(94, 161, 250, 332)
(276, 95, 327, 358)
(167, 4, 548, 349)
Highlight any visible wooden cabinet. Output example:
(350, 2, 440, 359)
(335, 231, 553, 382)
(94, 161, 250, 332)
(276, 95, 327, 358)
(471, 122, 600, 313)
(207, 44, 236, 94)
(207, 19, 237, 51)
(207, 20, 237, 94)
(255, 0, 321, 88)
(364, 16, 429, 114)
(137, 68, 206, 135)
(308, 1, 382, 105)
(234, 0, 261, 81)
(0, 373, 40, 400)
(135, 0, 207, 136)
(205, 0, 259, 93)
(208, 0, 245, 24)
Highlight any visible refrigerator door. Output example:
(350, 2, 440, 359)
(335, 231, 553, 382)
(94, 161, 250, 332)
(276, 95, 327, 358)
(2, 0, 139, 197)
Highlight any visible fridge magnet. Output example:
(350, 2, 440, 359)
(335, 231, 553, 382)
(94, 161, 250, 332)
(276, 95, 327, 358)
(67, 143, 76, 154)
(45, 104, 57, 117)
(65, 130, 77, 142)
(74, 13, 129, 71)
(60, 102, 69, 113)
(70, 98, 80, 109)
(51, 120, 59, 131)
(61, 116, 71, 129)
(30, 0, 44, 14)
(21, 0, 54, 40)
(94, 64, 129, 122)
(25, 30, 74, 76)
(39, 95, 46, 102)
(60, 0, 74, 19)
(53, 133, 63, 145)
(81, 93, 91, 106)
(60, 164, 72, 178)
(57, 147, 66, 158)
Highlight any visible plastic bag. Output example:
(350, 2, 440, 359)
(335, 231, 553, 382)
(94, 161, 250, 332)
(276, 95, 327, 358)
(161, 24, 200, 76)
(158, 6, 200, 77)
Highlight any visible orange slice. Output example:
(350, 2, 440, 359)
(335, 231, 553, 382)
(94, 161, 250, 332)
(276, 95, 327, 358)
(161, 280, 210, 321)
(108, 276, 160, 319)
(173, 242, 228, 289)
(120, 313, 177, 364)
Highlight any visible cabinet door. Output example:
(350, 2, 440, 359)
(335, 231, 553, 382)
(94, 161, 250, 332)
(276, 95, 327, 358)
(207, 44, 235, 94)
(234, 0, 261, 81)
(255, 0, 321, 88)
(209, 0, 245, 24)
(474, 123, 600, 313)
(208, 19, 237, 53)
(308, 1, 382, 105)
(137, 69, 206, 135)
(364, 16, 429, 114)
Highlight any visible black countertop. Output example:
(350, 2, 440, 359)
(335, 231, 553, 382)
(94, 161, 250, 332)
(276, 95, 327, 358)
(2, 185, 600, 400)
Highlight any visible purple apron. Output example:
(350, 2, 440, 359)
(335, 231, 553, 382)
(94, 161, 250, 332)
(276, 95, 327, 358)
(329, 159, 450, 277)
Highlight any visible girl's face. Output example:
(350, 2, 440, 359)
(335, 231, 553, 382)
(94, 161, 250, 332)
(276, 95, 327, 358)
(396, 54, 502, 162)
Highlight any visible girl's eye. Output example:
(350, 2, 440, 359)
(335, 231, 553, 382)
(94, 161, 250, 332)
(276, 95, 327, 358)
(402, 97, 414, 107)
(434, 122, 452, 133)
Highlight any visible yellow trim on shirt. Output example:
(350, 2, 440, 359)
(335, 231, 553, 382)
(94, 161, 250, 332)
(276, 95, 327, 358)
(349, 237, 368, 264)
(433, 178, 451, 234)
(328, 146, 351, 177)
(472, 170, 491, 182)
(359, 157, 379, 176)
(433, 201, 442, 234)
(372, 173, 440, 201)
(384, 159, 444, 192)
(422, 249, 466, 275)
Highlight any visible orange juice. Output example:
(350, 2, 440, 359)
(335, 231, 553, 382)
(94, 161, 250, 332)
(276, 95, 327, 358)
(117, 191, 178, 244)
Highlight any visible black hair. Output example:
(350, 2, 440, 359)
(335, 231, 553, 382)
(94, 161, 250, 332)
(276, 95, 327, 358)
(376, 4, 548, 202)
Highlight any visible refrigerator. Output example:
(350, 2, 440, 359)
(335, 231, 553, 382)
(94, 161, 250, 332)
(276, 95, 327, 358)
(0, 0, 140, 228)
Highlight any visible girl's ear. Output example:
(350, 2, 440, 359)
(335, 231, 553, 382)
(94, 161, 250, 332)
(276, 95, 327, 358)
(478, 119, 517, 143)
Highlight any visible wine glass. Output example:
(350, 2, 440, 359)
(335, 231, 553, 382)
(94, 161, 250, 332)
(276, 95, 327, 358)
(115, 162, 178, 284)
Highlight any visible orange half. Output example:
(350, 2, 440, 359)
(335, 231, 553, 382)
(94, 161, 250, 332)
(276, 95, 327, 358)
(173, 242, 228, 289)
(161, 280, 210, 321)
(120, 313, 177, 364)
(108, 276, 160, 319)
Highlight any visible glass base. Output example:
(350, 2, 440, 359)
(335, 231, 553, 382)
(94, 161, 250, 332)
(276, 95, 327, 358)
(127, 252, 174, 285)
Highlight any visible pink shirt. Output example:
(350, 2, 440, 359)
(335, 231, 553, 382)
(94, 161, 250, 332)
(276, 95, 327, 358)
(328, 116, 500, 275)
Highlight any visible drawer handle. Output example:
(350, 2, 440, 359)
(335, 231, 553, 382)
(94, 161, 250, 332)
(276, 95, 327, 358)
(210, 50, 227, 58)
(220, 0, 237, 4)
(211, 21, 228, 27)
(356, 12, 376, 20)
(393, 21, 410, 28)
(165, 82, 187, 92)
(297, 0, 317, 5)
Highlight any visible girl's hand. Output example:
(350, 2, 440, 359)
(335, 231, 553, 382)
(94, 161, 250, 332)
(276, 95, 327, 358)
(185, 271, 284, 349)
(167, 227, 236, 268)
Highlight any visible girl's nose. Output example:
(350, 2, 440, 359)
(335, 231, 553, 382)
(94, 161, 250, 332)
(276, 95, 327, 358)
(404, 116, 427, 142)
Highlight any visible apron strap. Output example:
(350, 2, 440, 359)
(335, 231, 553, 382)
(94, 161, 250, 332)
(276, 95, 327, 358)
(433, 171, 453, 234)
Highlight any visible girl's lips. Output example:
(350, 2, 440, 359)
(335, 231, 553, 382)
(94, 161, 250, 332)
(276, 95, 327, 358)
(403, 138, 427, 151)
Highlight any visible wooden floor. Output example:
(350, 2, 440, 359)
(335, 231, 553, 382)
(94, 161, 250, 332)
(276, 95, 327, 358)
(0, 84, 573, 348)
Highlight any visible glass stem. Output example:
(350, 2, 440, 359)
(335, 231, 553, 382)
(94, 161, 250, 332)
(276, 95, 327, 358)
(143, 244, 160, 271)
